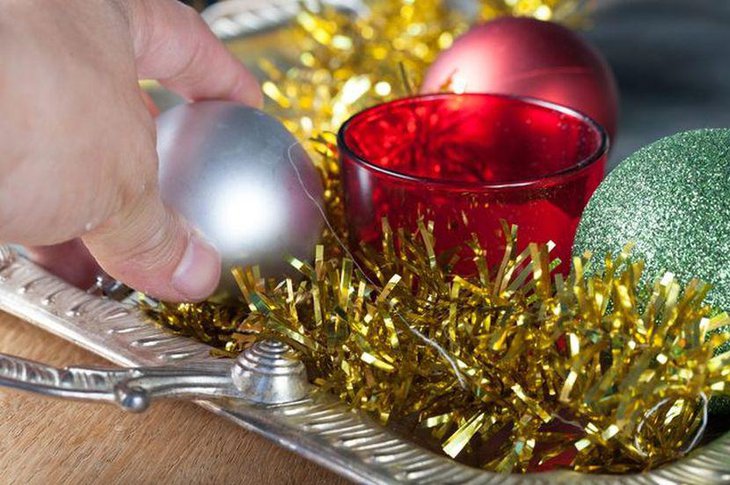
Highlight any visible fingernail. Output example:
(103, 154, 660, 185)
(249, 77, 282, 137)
(171, 234, 221, 301)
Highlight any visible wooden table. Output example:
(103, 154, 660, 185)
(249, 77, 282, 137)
(0, 312, 348, 484)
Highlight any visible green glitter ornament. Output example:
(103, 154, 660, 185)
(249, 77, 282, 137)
(573, 129, 730, 412)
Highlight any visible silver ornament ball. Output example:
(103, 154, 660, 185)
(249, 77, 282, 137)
(156, 101, 324, 300)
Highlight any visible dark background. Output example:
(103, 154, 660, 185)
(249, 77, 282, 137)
(585, 0, 730, 167)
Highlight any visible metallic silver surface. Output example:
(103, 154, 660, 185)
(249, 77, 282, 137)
(88, 274, 134, 300)
(0, 247, 213, 368)
(156, 101, 324, 298)
(1, 248, 730, 484)
(231, 339, 310, 404)
(0, 339, 304, 411)
(0, 352, 233, 412)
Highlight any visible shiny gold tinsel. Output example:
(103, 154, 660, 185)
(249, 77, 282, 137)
(148, 221, 730, 472)
(144, 0, 730, 474)
(258, 0, 590, 144)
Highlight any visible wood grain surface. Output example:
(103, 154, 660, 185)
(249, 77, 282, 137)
(0, 311, 349, 485)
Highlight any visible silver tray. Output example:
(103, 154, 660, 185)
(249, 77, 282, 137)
(3, 246, 729, 485)
(0, 1, 728, 483)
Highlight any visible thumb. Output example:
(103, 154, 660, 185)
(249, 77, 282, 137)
(82, 189, 221, 302)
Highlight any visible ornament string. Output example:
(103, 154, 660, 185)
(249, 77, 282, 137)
(146, 145, 730, 472)
(147, 135, 730, 473)
(285, 140, 469, 389)
(285, 141, 358, 271)
(634, 392, 708, 457)
(685, 392, 709, 454)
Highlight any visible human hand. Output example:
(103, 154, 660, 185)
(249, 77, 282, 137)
(0, 0, 262, 301)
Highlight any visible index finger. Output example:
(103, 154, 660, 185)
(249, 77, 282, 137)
(127, 0, 262, 107)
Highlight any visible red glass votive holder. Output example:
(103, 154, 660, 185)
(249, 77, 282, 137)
(338, 93, 608, 274)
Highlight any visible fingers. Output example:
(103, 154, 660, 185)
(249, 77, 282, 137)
(127, 0, 262, 107)
(85, 2, 234, 301)
(0, 0, 227, 302)
(86, 2, 236, 301)
(24, 239, 102, 289)
(83, 188, 221, 302)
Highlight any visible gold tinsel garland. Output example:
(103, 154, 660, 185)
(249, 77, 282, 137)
(145, 0, 730, 474)
(260, 0, 589, 143)
(147, 220, 730, 472)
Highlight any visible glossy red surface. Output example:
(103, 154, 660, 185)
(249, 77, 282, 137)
(339, 93, 607, 274)
(421, 17, 619, 142)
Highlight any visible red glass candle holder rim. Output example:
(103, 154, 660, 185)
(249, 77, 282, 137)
(337, 92, 609, 190)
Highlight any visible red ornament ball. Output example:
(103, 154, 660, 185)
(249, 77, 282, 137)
(421, 17, 619, 141)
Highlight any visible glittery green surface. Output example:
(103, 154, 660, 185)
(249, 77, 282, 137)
(575, 129, 730, 310)
(573, 129, 730, 413)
